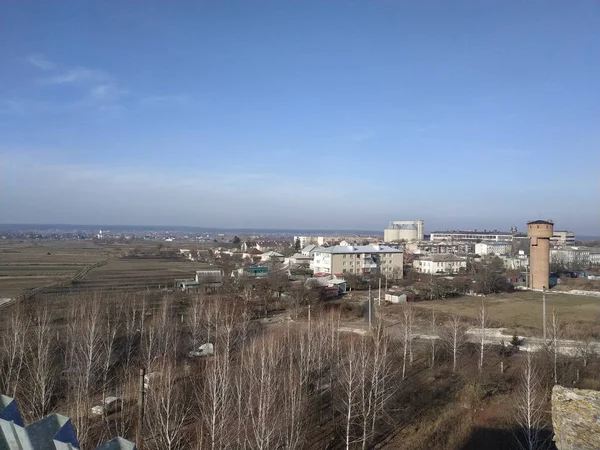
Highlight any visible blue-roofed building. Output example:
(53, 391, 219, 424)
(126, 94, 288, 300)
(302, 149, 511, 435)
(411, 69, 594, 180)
(0, 395, 136, 450)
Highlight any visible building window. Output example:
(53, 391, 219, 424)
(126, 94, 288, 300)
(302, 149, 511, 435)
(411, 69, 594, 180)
(343, 269, 347, 273)
(343, 262, 346, 266)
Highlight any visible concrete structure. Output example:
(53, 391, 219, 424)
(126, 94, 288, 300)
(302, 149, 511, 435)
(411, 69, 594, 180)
(1, 394, 135, 450)
(430, 230, 513, 242)
(550, 230, 576, 247)
(413, 254, 467, 274)
(475, 242, 511, 256)
(384, 220, 425, 242)
(310, 244, 403, 276)
(527, 220, 554, 290)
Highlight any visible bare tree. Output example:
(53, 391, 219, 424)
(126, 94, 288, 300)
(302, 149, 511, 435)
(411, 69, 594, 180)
(397, 303, 414, 380)
(144, 357, 192, 450)
(547, 309, 564, 384)
(514, 352, 544, 450)
(0, 306, 29, 397)
(245, 335, 282, 450)
(430, 309, 438, 368)
(477, 299, 491, 373)
(338, 336, 365, 450)
(442, 314, 466, 373)
(22, 304, 57, 420)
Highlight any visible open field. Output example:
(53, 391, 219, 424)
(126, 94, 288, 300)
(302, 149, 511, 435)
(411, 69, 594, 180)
(0, 240, 212, 299)
(43, 257, 211, 295)
(0, 241, 109, 297)
(411, 290, 600, 337)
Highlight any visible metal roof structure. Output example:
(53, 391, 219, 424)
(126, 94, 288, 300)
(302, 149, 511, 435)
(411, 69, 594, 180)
(0, 395, 136, 450)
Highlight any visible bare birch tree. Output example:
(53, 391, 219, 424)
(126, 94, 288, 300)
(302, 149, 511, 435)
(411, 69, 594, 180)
(144, 357, 192, 450)
(443, 314, 466, 373)
(477, 299, 491, 372)
(398, 303, 413, 380)
(514, 352, 544, 450)
(22, 304, 57, 420)
(338, 336, 365, 450)
(0, 306, 29, 397)
(547, 309, 563, 384)
(430, 309, 438, 369)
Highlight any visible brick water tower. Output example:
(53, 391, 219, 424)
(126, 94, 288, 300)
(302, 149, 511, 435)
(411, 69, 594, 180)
(527, 220, 554, 290)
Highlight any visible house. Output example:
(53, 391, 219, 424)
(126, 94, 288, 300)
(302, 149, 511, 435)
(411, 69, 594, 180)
(234, 265, 269, 278)
(260, 251, 284, 263)
(413, 254, 467, 274)
(0, 394, 136, 450)
(301, 244, 318, 257)
(310, 244, 403, 276)
(284, 253, 312, 266)
(305, 274, 347, 296)
(242, 248, 263, 263)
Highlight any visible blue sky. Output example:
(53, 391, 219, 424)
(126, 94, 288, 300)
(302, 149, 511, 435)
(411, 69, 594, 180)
(1, 1, 599, 234)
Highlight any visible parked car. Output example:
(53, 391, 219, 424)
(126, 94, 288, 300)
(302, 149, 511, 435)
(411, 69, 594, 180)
(188, 342, 214, 358)
(91, 396, 122, 416)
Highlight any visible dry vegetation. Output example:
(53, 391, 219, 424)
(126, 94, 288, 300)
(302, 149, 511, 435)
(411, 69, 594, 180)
(411, 290, 600, 337)
(2, 240, 600, 449)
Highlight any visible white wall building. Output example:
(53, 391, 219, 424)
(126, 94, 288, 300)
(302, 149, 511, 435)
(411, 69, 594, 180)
(310, 244, 403, 276)
(430, 230, 513, 242)
(475, 242, 511, 256)
(413, 254, 467, 274)
(550, 230, 576, 247)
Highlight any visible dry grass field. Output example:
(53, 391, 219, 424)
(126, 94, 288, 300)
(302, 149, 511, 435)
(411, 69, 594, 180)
(0, 241, 109, 297)
(0, 240, 211, 299)
(412, 290, 600, 337)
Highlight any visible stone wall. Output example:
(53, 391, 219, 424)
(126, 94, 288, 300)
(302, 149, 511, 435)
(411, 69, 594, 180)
(552, 385, 600, 450)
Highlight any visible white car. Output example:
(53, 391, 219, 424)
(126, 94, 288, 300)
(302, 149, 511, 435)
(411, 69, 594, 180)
(188, 342, 214, 358)
(91, 396, 122, 416)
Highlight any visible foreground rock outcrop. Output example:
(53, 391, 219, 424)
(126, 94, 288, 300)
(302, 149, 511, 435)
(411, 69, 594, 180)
(552, 385, 600, 450)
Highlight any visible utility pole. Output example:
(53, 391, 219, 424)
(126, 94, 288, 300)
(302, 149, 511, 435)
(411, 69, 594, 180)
(378, 277, 382, 305)
(542, 286, 547, 342)
(308, 304, 311, 337)
(137, 368, 146, 449)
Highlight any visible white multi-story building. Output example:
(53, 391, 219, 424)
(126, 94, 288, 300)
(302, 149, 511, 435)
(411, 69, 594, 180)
(550, 230, 576, 247)
(310, 244, 403, 276)
(475, 242, 511, 256)
(413, 254, 467, 274)
(430, 230, 513, 242)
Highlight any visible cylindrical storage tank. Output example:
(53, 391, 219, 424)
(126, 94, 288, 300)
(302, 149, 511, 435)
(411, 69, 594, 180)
(527, 220, 554, 290)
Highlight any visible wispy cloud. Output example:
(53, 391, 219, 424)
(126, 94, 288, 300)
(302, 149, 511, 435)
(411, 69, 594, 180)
(26, 54, 56, 71)
(40, 67, 112, 85)
(89, 84, 129, 102)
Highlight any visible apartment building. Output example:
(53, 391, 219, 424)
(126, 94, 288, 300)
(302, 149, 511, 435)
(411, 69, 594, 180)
(405, 241, 475, 255)
(475, 242, 511, 256)
(550, 230, 576, 247)
(310, 245, 403, 276)
(413, 254, 467, 274)
(430, 230, 513, 242)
